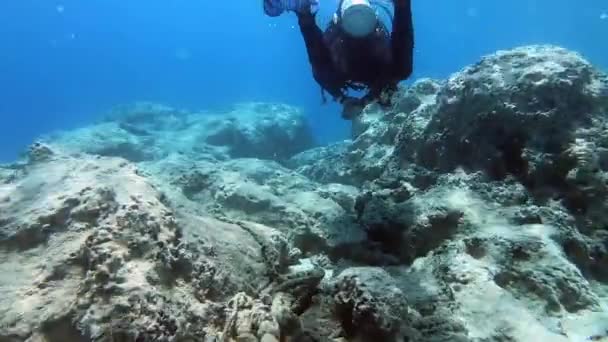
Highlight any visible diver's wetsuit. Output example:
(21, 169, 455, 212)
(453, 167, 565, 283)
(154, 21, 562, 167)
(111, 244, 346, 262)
(297, 0, 413, 106)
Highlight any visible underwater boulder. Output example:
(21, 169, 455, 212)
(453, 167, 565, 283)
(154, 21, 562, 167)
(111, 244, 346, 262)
(26, 141, 57, 163)
(347, 79, 442, 185)
(285, 140, 354, 185)
(203, 102, 315, 160)
(286, 79, 442, 187)
(351, 172, 464, 264)
(102, 101, 191, 133)
(44, 101, 315, 164)
(151, 157, 366, 255)
(356, 169, 607, 341)
(45, 122, 158, 162)
(330, 267, 414, 341)
(0, 150, 294, 341)
(5, 44, 608, 342)
(388, 46, 608, 288)
(408, 175, 605, 341)
(399, 45, 608, 188)
(0, 168, 12, 184)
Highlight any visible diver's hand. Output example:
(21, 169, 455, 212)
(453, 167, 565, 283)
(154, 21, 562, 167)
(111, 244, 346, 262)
(341, 97, 365, 120)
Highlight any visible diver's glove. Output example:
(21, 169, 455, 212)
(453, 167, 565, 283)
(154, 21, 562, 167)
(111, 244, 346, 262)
(264, 0, 319, 16)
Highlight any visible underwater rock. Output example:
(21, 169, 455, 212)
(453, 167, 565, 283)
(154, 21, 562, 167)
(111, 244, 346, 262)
(5, 44, 608, 342)
(341, 44, 608, 339)
(223, 292, 281, 341)
(286, 79, 442, 187)
(330, 267, 413, 341)
(353, 78, 441, 141)
(0, 168, 10, 184)
(144, 156, 365, 256)
(204, 103, 315, 160)
(0, 150, 306, 341)
(348, 78, 442, 185)
(354, 168, 608, 341)
(286, 140, 354, 185)
(390, 44, 608, 283)
(102, 101, 191, 133)
(26, 141, 57, 163)
(355, 177, 464, 264)
(47, 122, 159, 162)
(0, 153, 155, 339)
(47, 102, 314, 163)
(398, 45, 608, 198)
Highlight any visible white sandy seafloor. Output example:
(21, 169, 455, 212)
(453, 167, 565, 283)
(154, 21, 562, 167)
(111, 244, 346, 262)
(1, 45, 608, 342)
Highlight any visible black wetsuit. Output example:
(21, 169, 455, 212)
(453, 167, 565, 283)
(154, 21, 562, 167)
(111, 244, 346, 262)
(297, 0, 414, 106)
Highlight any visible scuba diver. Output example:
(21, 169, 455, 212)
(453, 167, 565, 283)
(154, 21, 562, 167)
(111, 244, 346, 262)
(264, 0, 414, 119)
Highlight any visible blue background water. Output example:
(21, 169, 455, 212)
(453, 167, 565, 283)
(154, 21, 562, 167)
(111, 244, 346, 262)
(1, 0, 607, 161)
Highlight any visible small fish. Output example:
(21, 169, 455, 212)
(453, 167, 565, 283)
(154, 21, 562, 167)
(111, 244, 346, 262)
(56, 4, 64, 13)
(600, 12, 608, 20)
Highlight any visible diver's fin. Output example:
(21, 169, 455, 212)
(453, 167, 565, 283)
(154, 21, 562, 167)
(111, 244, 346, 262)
(263, 0, 284, 17)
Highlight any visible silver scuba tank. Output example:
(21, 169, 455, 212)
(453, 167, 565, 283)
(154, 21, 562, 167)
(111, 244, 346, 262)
(340, 0, 378, 37)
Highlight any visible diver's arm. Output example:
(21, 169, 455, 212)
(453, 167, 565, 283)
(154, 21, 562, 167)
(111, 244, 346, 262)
(391, 0, 414, 80)
(296, 11, 346, 101)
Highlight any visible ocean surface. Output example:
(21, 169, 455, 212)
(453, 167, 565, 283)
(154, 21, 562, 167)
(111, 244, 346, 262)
(1, 0, 607, 161)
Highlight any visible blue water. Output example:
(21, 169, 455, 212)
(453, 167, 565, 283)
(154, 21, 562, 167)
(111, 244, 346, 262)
(1, 0, 607, 161)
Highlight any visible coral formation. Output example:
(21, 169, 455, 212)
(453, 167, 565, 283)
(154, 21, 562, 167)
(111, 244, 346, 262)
(1, 45, 608, 342)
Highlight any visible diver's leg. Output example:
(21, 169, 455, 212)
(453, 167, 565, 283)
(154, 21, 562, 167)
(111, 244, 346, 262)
(263, 0, 284, 16)
(391, 0, 414, 80)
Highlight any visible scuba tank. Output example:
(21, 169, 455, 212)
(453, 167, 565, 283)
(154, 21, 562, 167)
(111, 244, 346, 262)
(339, 0, 378, 37)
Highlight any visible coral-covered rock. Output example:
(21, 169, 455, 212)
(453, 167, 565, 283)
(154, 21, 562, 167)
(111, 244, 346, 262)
(355, 176, 464, 264)
(399, 45, 608, 192)
(389, 44, 608, 283)
(0, 151, 295, 341)
(337, 45, 608, 339)
(145, 157, 365, 255)
(47, 121, 159, 162)
(353, 168, 608, 341)
(26, 141, 57, 163)
(4, 44, 608, 342)
(0, 169, 10, 184)
(286, 141, 353, 185)
(331, 267, 412, 341)
(47, 101, 314, 163)
(285, 79, 442, 187)
(348, 79, 442, 183)
(204, 103, 315, 160)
